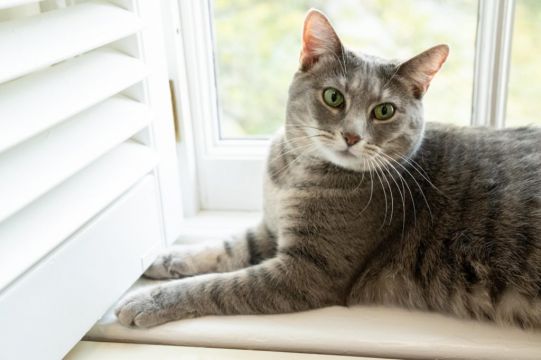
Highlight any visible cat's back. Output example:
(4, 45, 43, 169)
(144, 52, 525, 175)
(349, 123, 541, 327)
(422, 122, 541, 166)
(416, 122, 541, 251)
(417, 122, 541, 205)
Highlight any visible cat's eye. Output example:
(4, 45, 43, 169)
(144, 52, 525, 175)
(322, 87, 344, 108)
(373, 103, 395, 121)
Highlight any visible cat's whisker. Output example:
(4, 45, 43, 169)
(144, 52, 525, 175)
(394, 153, 445, 196)
(378, 155, 407, 240)
(399, 155, 430, 179)
(269, 145, 313, 169)
(383, 154, 417, 227)
(286, 129, 328, 139)
(373, 156, 395, 226)
(389, 155, 436, 221)
(269, 141, 316, 173)
(275, 137, 322, 156)
(271, 144, 314, 177)
(310, 134, 335, 141)
(286, 124, 334, 135)
(351, 158, 369, 194)
(380, 153, 418, 227)
(363, 144, 383, 153)
(359, 160, 375, 215)
(359, 158, 367, 184)
(362, 150, 379, 161)
(369, 158, 389, 229)
(376, 157, 403, 220)
(392, 161, 410, 233)
(286, 134, 331, 145)
(285, 129, 336, 146)
(270, 143, 318, 179)
(380, 152, 433, 223)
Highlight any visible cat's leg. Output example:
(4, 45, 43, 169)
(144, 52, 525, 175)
(144, 222, 277, 279)
(115, 252, 339, 327)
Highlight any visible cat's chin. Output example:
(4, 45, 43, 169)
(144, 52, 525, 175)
(321, 148, 372, 172)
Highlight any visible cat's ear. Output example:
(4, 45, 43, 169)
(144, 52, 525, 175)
(300, 9, 343, 71)
(397, 44, 449, 98)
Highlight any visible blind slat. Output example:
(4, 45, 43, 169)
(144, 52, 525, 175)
(0, 95, 150, 223)
(0, 142, 157, 291)
(0, 48, 147, 154)
(0, 0, 142, 84)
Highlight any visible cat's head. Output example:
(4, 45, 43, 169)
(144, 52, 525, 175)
(285, 9, 448, 172)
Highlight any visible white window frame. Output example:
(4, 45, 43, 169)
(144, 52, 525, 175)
(472, 0, 516, 128)
(164, 0, 518, 213)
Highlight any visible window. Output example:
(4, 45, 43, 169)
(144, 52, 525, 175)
(170, 0, 532, 212)
(213, 0, 478, 139)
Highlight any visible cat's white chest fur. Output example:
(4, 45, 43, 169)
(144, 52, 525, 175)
(262, 174, 297, 248)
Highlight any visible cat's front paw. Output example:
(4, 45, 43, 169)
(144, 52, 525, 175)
(115, 286, 170, 328)
(144, 247, 201, 280)
(144, 252, 184, 279)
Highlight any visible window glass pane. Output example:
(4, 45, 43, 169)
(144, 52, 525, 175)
(506, 0, 541, 127)
(213, 0, 478, 138)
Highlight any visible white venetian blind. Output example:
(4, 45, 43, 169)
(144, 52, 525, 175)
(0, 0, 160, 291)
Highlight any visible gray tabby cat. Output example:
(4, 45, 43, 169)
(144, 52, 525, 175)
(116, 9, 541, 329)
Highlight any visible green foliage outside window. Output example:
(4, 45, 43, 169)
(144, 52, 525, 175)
(212, 0, 538, 137)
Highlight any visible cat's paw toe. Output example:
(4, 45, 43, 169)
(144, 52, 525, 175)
(114, 289, 165, 328)
(144, 252, 191, 280)
(143, 253, 175, 279)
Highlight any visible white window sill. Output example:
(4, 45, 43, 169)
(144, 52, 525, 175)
(85, 212, 541, 360)
(66, 341, 380, 360)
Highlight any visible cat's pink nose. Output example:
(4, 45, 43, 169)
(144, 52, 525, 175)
(343, 132, 361, 146)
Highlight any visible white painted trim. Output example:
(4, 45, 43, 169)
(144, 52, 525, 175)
(171, 0, 267, 211)
(160, 0, 200, 216)
(491, 0, 515, 128)
(175, 0, 218, 156)
(472, 0, 516, 128)
(135, 0, 184, 243)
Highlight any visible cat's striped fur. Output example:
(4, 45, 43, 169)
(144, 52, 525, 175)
(116, 10, 541, 329)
